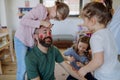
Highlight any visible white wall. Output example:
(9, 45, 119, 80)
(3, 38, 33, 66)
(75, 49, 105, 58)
(0, 1, 1, 24)
(82, 0, 91, 8)
(5, 0, 39, 31)
(113, 0, 120, 10)
(51, 17, 83, 36)
(1, 0, 120, 36)
(3, 0, 86, 36)
(0, 9, 1, 25)
(0, 0, 7, 26)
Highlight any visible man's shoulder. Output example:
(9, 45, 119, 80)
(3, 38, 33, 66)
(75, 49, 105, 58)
(26, 46, 37, 58)
(50, 45, 59, 50)
(49, 45, 61, 54)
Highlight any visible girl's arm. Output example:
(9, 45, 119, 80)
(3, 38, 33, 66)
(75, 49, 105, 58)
(78, 51, 104, 76)
(20, 4, 51, 28)
(59, 61, 87, 80)
(65, 56, 75, 62)
(76, 62, 85, 67)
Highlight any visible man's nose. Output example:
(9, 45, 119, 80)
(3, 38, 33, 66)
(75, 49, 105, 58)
(47, 31, 51, 37)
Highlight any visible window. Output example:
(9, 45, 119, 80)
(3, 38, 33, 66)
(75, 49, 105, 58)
(40, 0, 82, 17)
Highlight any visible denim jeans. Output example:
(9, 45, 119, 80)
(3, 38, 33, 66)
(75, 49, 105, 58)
(14, 37, 28, 80)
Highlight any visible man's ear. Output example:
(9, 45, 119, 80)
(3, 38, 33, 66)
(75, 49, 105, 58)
(33, 34, 38, 41)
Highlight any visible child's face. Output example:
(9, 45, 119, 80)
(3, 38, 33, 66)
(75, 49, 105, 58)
(82, 16, 95, 32)
(77, 42, 88, 54)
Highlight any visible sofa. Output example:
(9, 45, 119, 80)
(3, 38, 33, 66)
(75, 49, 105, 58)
(52, 34, 74, 48)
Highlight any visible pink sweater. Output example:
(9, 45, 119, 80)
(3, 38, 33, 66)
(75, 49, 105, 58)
(15, 4, 48, 47)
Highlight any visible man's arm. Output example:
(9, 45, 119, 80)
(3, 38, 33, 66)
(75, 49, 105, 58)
(59, 61, 86, 80)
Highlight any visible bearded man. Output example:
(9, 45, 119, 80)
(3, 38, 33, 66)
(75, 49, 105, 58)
(25, 26, 86, 80)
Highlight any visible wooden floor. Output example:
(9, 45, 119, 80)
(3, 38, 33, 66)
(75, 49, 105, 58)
(0, 49, 69, 80)
(0, 53, 16, 80)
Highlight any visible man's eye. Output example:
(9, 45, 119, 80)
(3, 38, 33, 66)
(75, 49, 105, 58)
(49, 32, 51, 35)
(43, 32, 47, 34)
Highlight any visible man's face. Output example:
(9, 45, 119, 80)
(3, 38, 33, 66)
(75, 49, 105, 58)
(38, 27, 52, 48)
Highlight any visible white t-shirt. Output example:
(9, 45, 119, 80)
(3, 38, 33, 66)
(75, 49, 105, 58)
(90, 29, 120, 80)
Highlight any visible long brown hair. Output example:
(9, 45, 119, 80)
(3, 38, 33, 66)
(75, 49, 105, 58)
(104, 0, 113, 15)
(73, 36, 90, 54)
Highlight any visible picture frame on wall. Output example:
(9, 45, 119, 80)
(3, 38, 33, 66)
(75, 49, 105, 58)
(18, 7, 32, 19)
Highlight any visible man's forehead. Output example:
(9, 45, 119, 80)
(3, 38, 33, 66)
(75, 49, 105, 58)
(39, 27, 51, 31)
(41, 26, 50, 29)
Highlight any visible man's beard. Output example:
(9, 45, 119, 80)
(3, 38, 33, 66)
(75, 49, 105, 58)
(39, 37, 52, 48)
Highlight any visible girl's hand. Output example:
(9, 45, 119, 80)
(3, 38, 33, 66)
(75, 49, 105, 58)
(40, 20, 53, 28)
(78, 67, 87, 78)
(76, 62, 84, 67)
(67, 56, 75, 62)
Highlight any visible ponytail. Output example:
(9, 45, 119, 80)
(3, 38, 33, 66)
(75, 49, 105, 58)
(104, 0, 113, 16)
(82, 2, 112, 26)
(54, 0, 69, 20)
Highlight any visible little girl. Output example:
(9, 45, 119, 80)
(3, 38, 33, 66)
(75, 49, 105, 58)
(64, 36, 96, 80)
(78, 2, 120, 80)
